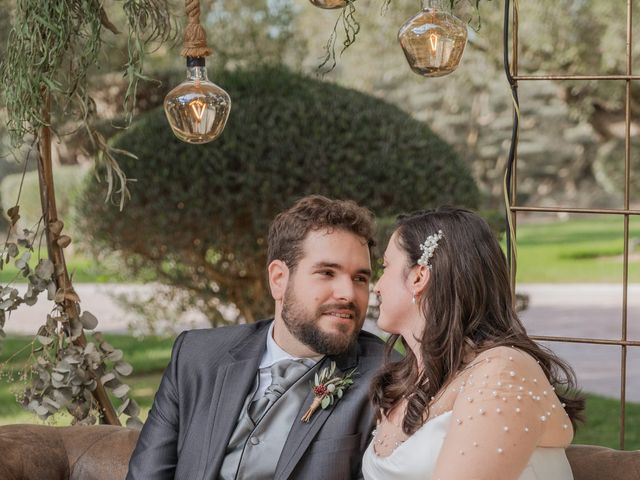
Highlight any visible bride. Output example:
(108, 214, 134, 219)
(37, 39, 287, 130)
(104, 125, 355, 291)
(363, 207, 584, 480)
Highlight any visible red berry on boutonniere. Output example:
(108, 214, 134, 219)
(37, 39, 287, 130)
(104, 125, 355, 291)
(301, 361, 355, 423)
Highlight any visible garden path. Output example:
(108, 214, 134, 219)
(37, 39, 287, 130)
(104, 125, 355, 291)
(3, 283, 639, 401)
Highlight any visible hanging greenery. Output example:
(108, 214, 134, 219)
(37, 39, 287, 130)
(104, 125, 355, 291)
(1, 0, 175, 204)
(317, 0, 491, 74)
(0, 0, 176, 427)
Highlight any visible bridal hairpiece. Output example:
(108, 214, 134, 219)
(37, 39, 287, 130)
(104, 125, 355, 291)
(417, 230, 444, 269)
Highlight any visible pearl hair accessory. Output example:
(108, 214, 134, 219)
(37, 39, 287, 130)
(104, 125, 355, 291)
(417, 230, 444, 269)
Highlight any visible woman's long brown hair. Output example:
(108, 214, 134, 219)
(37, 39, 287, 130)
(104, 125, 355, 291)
(370, 207, 585, 435)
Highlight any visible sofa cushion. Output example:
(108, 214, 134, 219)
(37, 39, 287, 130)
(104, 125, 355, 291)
(0, 424, 69, 480)
(1, 424, 640, 479)
(567, 444, 640, 480)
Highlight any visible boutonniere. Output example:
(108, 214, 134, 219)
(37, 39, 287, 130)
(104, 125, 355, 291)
(301, 361, 356, 423)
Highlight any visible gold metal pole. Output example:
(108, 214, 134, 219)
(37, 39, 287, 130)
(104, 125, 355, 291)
(509, 0, 519, 289)
(618, 0, 633, 450)
(514, 74, 640, 81)
(511, 206, 640, 216)
(532, 336, 640, 348)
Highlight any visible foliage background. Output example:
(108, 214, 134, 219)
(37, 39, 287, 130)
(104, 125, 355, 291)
(78, 65, 478, 325)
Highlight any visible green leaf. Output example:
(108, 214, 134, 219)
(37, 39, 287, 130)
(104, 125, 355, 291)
(321, 396, 331, 409)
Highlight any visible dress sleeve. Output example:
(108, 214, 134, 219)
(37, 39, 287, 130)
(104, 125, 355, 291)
(431, 350, 555, 480)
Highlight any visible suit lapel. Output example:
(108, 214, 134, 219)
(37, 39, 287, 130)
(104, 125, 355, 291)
(198, 321, 271, 480)
(274, 345, 359, 480)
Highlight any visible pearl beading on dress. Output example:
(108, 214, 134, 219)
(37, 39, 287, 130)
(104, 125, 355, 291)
(370, 346, 574, 461)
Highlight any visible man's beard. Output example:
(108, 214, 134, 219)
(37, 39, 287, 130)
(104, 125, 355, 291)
(281, 287, 362, 356)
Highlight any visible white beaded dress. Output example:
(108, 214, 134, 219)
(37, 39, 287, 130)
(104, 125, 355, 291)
(362, 347, 575, 480)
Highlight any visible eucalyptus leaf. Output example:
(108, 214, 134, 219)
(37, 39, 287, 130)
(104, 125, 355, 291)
(115, 361, 133, 376)
(43, 396, 61, 410)
(35, 405, 49, 417)
(112, 384, 130, 398)
(37, 335, 53, 345)
(0, 299, 15, 310)
(321, 396, 331, 409)
(35, 259, 55, 280)
(126, 416, 143, 429)
(107, 349, 124, 362)
(124, 398, 140, 417)
(6, 243, 18, 258)
(79, 311, 98, 330)
(47, 282, 57, 300)
(15, 251, 31, 269)
(117, 397, 130, 416)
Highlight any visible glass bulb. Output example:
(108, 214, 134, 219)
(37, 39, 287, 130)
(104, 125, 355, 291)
(398, 5, 468, 78)
(164, 57, 231, 144)
(308, 0, 347, 9)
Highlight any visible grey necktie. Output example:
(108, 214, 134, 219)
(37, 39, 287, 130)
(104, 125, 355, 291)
(248, 359, 309, 424)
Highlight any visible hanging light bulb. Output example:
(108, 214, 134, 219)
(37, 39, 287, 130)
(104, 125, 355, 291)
(308, 0, 347, 9)
(164, 0, 230, 144)
(398, 0, 468, 77)
(164, 56, 231, 144)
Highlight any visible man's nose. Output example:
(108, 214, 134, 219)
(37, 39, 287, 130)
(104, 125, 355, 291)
(333, 275, 356, 302)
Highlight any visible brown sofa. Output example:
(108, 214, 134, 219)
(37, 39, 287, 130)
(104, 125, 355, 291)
(0, 424, 638, 479)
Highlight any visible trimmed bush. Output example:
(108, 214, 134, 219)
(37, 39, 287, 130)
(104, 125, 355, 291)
(78, 65, 479, 325)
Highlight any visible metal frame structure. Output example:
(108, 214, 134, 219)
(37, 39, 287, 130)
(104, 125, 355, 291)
(504, 0, 638, 449)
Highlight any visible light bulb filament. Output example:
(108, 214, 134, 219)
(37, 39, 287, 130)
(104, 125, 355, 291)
(429, 33, 439, 52)
(189, 99, 207, 122)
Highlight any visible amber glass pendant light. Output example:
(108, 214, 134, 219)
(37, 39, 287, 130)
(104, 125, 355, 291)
(398, 0, 468, 77)
(164, 0, 230, 144)
(308, 0, 347, 9)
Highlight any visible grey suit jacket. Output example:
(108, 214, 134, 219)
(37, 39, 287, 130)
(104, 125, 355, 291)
(126, 319, 387, 480)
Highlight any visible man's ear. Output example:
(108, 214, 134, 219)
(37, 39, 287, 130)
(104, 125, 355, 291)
(268, 260, 289, 301)
(411, 265, 430, 297)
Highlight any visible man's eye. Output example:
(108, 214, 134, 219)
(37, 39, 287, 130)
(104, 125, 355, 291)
(319, 270, 334, 277)
(355, 276, 369, 283)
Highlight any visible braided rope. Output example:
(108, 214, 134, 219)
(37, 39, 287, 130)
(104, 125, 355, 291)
(181, 0, 212, 58)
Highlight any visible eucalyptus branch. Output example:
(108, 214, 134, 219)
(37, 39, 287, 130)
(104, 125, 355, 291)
(317, 0, 489, 74)
(317, 0, 360, 75)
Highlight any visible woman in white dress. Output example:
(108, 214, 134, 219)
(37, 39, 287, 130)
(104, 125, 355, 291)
(363, 207, 584, 480)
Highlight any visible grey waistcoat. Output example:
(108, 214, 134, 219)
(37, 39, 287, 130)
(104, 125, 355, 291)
(219, 364, 321, 480)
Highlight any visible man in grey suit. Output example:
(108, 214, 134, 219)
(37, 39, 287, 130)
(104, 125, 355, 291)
(126, 195, 387, 480)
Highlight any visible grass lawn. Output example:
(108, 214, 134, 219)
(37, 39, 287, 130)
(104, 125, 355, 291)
(0, 216, 636, 284)
(0, 253, 130, 284)
(0, 334, 638, 449)
(514, 215, 640, 283)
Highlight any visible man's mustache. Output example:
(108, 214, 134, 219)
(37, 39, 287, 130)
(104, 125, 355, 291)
(317, 302, 361, 319)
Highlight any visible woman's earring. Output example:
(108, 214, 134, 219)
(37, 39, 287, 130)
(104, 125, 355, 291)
(412, 293, 417, 304)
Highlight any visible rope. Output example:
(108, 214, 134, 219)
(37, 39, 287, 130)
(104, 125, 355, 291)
(180, 0, 212, 58)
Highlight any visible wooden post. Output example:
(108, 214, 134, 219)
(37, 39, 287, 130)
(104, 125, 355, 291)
(36, 90, 121, 426)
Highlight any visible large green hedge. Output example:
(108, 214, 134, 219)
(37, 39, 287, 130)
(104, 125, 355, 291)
(78, 65, 479, 325)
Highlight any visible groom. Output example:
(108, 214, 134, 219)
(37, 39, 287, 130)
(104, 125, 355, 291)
(126, 195, 387, 480)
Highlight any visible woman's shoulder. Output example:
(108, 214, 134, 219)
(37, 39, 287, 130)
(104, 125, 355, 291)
(466, 345, 545, 378)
